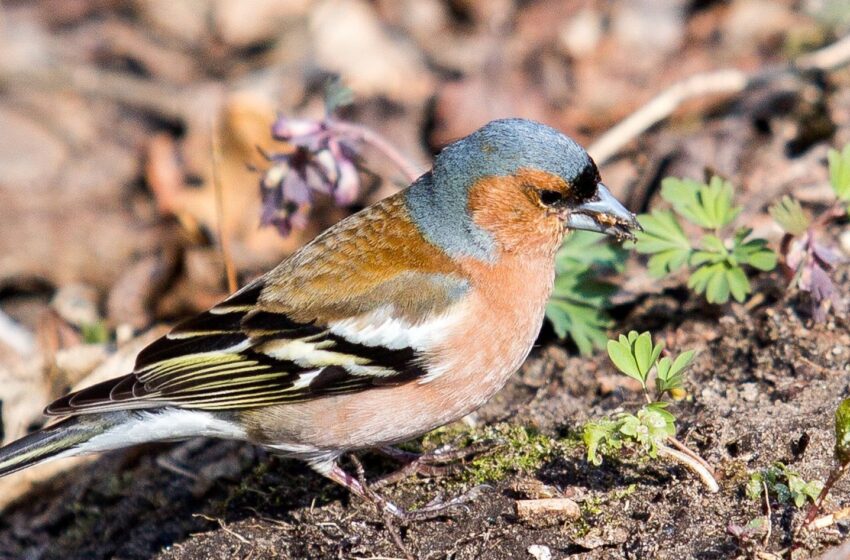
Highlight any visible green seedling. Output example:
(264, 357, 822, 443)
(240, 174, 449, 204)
(768, 144, 850, 322)
(583, 331, 718, 492)
(727, 516, 770, 549)
(747, 462, 823, 508)
(803, 397, 850, 526)
(546, 231, 628, 355)
(636, 176, 777, 304)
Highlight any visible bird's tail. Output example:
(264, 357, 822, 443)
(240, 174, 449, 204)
(0, 408, 246, 478)
(0, 412, 126, 478)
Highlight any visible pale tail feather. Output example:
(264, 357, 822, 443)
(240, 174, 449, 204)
(0, 413, 123, 478)
(0, 408, 247, 478)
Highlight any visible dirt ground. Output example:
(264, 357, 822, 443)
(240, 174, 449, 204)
(1, 1, 850, 559)
(0, 269, 848, 560)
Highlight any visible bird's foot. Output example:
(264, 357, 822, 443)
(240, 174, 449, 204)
(318, 454, 492, 559)
(372, 439, 501, 488)
(325, 455, 490, 521)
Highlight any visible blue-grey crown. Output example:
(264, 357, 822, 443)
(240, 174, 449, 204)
(405, 118, 593, 261)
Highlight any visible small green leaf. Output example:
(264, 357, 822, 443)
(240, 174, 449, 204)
(636, 404, 676, 457)
(635, 210, 693, 277)
(706, 266, 731, 303)
(669, 350, 696, 376)
(690, 250, 725, 266)
(687, 262, 716, 294)
(618, 414, 640, 437)
(726, 266, 750, 302)
(701, 234, 727, 254)
(546, 298, 612, 356)
(661, 176, 741, 229)
(650, 341, 665, 368)
(828, 144, 850, 202)
(324, 76, 355, 113)
(583, 420, 619, 466)
(835, 398, 850, 466)
(688, 262, 730, 302)
(633, 331, 654, 377)
(547, 231, 628, 354)
(656, 356, 672, 381)
(81, 321, 109, 344)
(769, 196, 810, 235)
(607, 339, 643, 384)
(657, 349, 696, 395)
(746, 250, 777, 271)
(645, 401, 676, 427)
(746, 473, 764, 500)
(752, 463, 823, 508)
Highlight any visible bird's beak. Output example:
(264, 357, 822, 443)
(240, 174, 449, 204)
(564, 183, 641, 241)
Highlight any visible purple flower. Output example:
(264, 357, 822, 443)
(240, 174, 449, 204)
(259, 115, 363, 236)
(786, 232, 847, 322)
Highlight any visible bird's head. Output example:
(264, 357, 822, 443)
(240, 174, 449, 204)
(406, 118, 640, 261)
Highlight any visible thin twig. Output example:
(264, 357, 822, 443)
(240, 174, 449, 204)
(657, 442, 720, 493)
(666, 436, 715, 474)
(797, 34, 850, 72)
(804, 462, 849, 526)
(589, 70, 748, 164)
(210, 121, 238, 294)
(589, 34, 850, 165)
(192, 514, 250, 544)
(763, 480, 772, 547)
(808, 505, 850, 530)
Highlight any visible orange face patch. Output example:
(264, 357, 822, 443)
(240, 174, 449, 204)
(466, 168, 571, 255)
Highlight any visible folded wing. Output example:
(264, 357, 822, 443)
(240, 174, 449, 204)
(46, 194, 470, 416)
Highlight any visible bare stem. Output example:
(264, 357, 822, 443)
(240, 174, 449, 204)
(657, 441, 719, 493)
(809, 506, 850, 530)
(804, 462, 849, 527)
(666, 436, 715, 474)
(210, 121, 238, 294)
(589, 34, 850, 165)
(329, 121, 422, 184)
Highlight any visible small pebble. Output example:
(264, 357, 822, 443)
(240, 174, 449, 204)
(528, 544, 552, 560)
(740, 383, 759, 402)
(517, 498, 581, 523)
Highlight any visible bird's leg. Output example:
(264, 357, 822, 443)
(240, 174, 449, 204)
(372, 439, 500, 488)
(316, 456, 486, 522)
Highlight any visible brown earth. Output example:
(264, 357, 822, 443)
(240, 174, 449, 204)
(0, 270, 848, 559)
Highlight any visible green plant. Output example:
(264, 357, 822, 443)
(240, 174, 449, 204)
(420, 423, 564, 486)
(828, 144, 850, 204)
(582, 331, 718, 491)
(747, 462, 823, 508)
(81, 321, 110, 344)
(768, 144, 850, 322)
(803, 397, 850, 526)
(636, 176, 777, 303)
(546, 231, 628, 355)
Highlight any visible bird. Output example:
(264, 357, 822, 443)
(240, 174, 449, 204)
(0, 118, 638, 518)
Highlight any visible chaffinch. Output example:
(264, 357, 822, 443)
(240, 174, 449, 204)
(0, 118, 638, 518)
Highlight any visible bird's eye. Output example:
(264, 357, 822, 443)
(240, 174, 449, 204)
(538, 189, 564, 206)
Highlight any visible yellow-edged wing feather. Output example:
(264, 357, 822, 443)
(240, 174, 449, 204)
(46, 194, 469, 415)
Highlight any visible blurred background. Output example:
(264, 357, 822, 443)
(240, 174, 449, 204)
(0, 0, 849, 552)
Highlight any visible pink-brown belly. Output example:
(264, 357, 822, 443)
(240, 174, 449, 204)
(243, 254, 554, 455)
